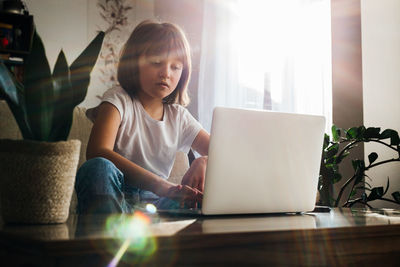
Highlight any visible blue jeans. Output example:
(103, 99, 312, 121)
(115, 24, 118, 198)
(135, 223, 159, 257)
(75, 157, 179, 214)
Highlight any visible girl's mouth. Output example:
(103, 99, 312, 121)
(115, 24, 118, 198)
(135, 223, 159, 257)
(157, 82, 169, 89)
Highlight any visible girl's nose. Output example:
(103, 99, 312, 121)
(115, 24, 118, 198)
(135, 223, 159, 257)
(159, 65, 170, 79)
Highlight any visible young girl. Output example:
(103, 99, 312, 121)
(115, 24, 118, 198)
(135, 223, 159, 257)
(75, 20, 210, 214)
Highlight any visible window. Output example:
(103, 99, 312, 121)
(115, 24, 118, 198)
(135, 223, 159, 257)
(198, 0, 332, 132)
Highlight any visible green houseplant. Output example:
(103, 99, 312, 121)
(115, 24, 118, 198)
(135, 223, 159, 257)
(0, 30, 104, 224)
(319, 125, 400, 208)
(0, 31, 104, 141)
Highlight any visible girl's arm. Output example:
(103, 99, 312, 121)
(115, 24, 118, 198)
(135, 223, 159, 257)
(181, 129, 210, 191)
(191, 129, 210, 156)
(86, 102, 201, 201)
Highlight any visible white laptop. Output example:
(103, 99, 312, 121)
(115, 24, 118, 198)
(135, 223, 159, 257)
(161, 106, 325, 215)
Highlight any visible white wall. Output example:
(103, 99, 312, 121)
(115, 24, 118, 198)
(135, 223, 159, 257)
(25, 0, 154, 108)
(361, 0, 400, 208)
(25, 0, 89, 70)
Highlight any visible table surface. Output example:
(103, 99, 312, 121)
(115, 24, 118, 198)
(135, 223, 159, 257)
(1, 207, 400, 266)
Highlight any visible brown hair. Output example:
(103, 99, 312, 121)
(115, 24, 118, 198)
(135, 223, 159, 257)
(117, 20, 192, 106)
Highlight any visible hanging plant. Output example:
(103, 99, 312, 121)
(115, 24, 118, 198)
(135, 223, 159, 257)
(319, 125, 400, 208)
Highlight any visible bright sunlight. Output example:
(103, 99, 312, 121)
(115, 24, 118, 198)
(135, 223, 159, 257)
(234, 0, 332, 124)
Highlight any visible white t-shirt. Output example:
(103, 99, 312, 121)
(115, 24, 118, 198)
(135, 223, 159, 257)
(86, 86, 202, 180)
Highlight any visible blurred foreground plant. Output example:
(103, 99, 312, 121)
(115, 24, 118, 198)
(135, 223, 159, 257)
(319, 125, 400, 208)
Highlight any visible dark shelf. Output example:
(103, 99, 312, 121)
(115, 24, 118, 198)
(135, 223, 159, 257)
(1, 58, 24, 65)
(0, 11, 34, 58)
(0, 48, 29, 55)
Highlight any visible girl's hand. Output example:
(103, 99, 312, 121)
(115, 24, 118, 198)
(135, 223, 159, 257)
(166, 184, 203, 208)
(181, 156, 207, 192)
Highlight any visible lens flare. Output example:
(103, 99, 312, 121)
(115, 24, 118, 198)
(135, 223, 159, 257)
(145, 203, 157, 214)
(108, 239, 131, 267)
(106, 211, 157, 266)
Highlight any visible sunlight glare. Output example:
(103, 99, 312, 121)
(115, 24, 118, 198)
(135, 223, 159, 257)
(106, 211, 157, 266)
(234, 0, 332, 122)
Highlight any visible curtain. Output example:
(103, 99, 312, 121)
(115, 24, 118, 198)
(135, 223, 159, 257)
(198, 0, 332, 132)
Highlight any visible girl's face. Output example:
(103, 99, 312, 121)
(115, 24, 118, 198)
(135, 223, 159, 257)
(138, 52, 183, 102)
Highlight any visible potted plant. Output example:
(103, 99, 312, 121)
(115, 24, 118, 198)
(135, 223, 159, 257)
(318, 125, 400, 208)
(0, 30, 104, 224)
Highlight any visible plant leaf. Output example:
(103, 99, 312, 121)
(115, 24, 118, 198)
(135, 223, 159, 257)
(390, 131, 400, 146)
(0, 62, 33, 138)
(325, 157, 335, 164)
(332, 172, 342, 184)
(50, 50, 73, 141)
(352, 159, 365, 185)
(365, 127, 381, 139)
(354, 173, 364, 186)
(352, 159, 364, 172)
(336, 151, 350, 164)
(380, 129, 399, 145)
(361, 192, 368, 202)
(392, 192, 400, 203)
(0, 61, 20, 105)
(346, 127, 359, 140)
(323, 133, 330, 149)
(333, 172, 342, 183)
(383, 177, 390, 196)
(368, 152, 378, 165)
(367, 187, 384, 201)
(325, 163, 335, 169)
(23, 30, 53, 141)
(351, 160, 357, 171)
(332, 125, 340, 142)
(326, 143, 339, 158)
(379, 129, 393, 139)
(357, 126, 366, 140)
(70, 31, 105, 106)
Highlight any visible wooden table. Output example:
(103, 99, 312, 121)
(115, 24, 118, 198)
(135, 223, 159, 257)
(1, 208, 400, 266)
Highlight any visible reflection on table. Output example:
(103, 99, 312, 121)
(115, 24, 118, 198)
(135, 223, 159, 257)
(1, 208, 400, 241)
(1, 208, 400, 266)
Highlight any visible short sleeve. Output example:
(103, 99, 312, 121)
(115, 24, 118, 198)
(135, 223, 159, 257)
(85, 86, 129, 122)
(178, 107, 203, 153)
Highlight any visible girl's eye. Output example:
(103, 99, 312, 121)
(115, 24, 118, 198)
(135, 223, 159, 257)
(172, 64, 182, 71)
(148, 56, 162, 65)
